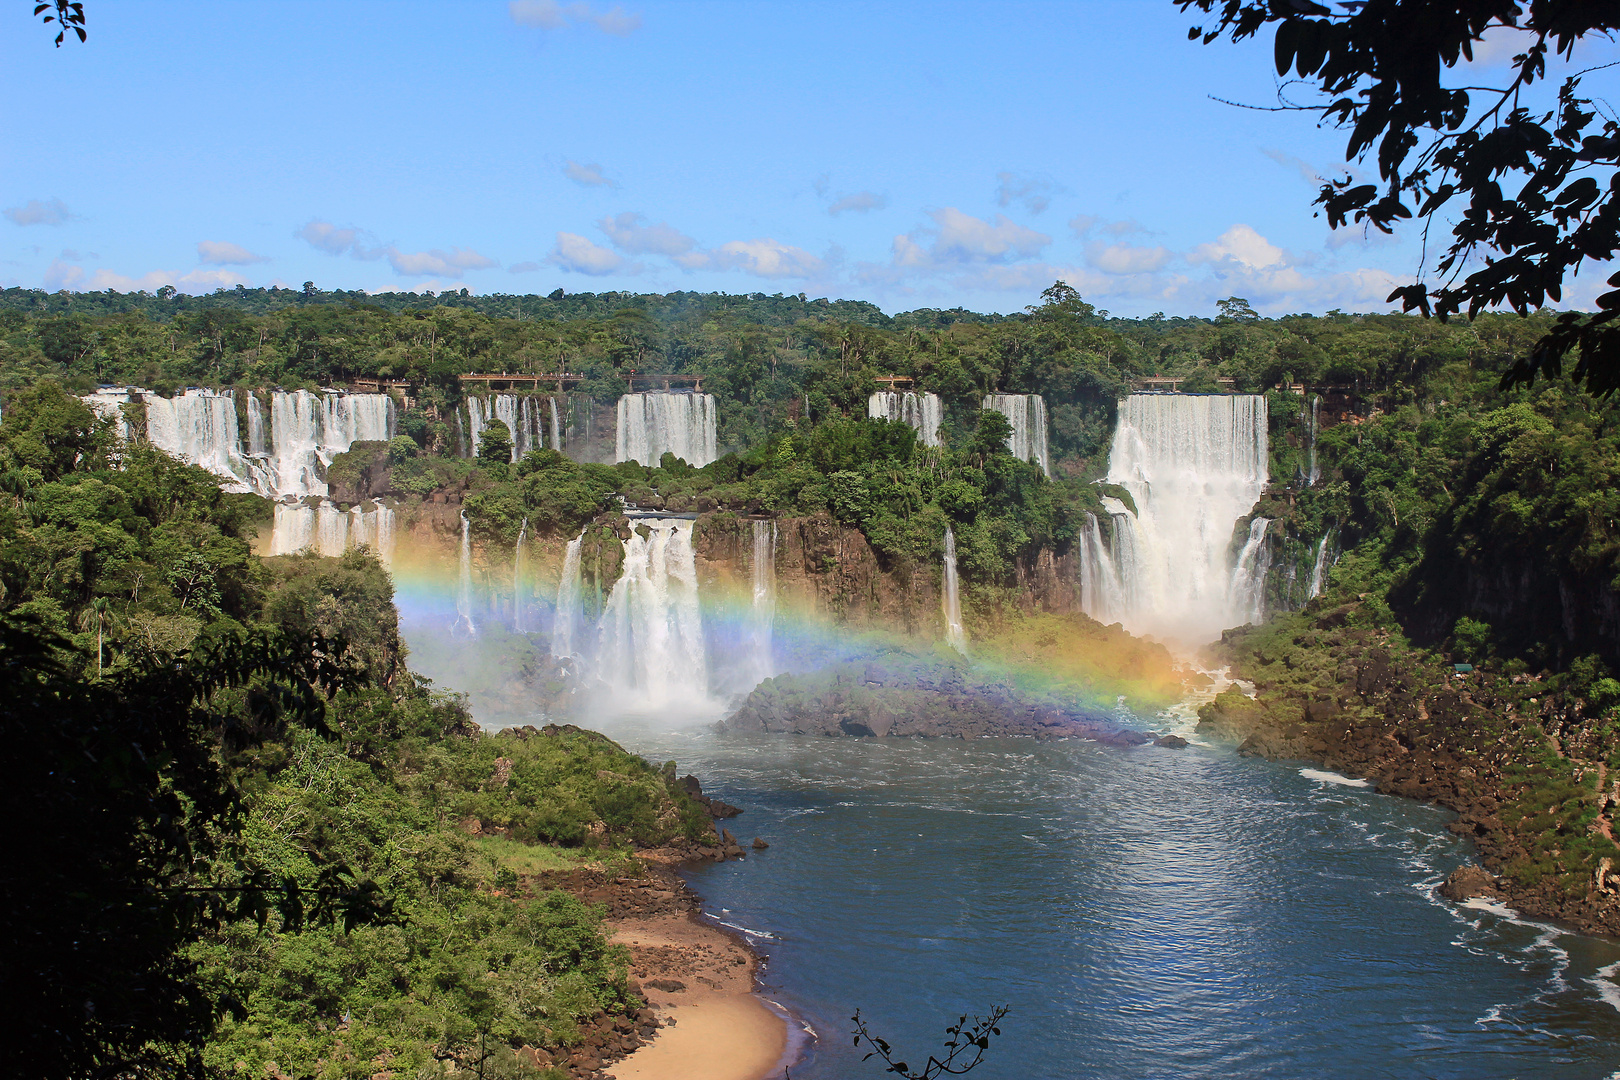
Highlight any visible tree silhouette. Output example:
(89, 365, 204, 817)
(1183, 1, 1620, 394)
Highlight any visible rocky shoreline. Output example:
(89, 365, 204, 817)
(1199, 604, 1620, 937)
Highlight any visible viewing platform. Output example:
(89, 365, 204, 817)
(873, 375, 915, 389)
(458, 372, 588, 392)
(623, 373, 704, 393)
(1134, 376, 1237, 392)
(349, 377, 417, 393)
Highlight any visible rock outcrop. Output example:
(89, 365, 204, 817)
(721, 660, 1150, 745)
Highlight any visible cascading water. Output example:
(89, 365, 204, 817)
(551, 530, 586, 658)
(595, 518, 711, 708)
(982, 393, 1050, 476)
(1229, 517, 1273, 625)
(1100, 393, 1270, 646)
(1307, 533, 1334, 599)
(513, 517, 529, 632)
(245, 393, 267, 458)
(549, 397, 563, 453)
(749, 519, 778, 683)
(145, 389, 254, 491)
(81, 387, 137, 445)
(615, 392, 718, 467)
(454, 514, 476, 637)
(1079, 511, 1127, 624)
(942, 524, 967, 654)
(1301, 394, 1321, 486)
(868, 391, 943, 447)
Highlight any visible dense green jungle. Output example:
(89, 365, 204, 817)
(6, 282, 1620, 1074)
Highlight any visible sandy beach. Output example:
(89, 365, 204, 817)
(605, 908, 787, 1080)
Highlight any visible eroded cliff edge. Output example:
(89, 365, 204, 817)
(1199, 597, 1620, 936)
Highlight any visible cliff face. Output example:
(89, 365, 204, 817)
(692, 511, 1087, 635)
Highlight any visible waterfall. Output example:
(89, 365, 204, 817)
(868, 391, 943, 447)
(314, 502, 348, 557)
(454, 514, 476, 636)
(942, 524, 967, 654)
(513, 517, 529, 632)
(1079, 511, 1127, 624)
(615, 392, 718, 467)
(1229, 517, 1273, 625)
(549, 396, 563, 453)
(1307, 533, 1333, 599)
(596, 519, 710, 706)
(749, 519, 778, 682)
(551, 530, 586, 657)
(455, 410, 468, 458)
(254, 390, 393, 498)
(982, 394, 1050, 476)
(1300, 394, 1320, 486)
(145, 389, 254, 491)
(270, 503, 314, 555)
(245, 393, 267, 457)
(1101, 393, 1270, 645)
(465, 397, 489, 459)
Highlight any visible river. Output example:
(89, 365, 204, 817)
(570, 717, 1620, 1080)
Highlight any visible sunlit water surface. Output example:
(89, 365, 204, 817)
(541, 716, 1620, 1080)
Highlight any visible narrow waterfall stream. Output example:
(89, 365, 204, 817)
(551, 530, 586, 658)
(750, 519, 778, 682)
(454, 514, 476, 637)
(512, 518, 529, 632)
(942, 524, 966, 654)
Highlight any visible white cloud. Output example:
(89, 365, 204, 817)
(680, 238, 824, 278)
(4, 198, 74, 227)
(510, 1, 641, 34)
(1189, 224, 1288, 270)
(297, 220, 493, 278)
(1070, 214, 1147, 238)
(564, 160, 616, 187)
(547, 231, 633, 275)
(995, 172, 1058, 215)
(900, 208, 1050, 267)
(386, 247, 497, 278)
(599, 212, 697, 256)
(43, 259, 83, 290)
(296, 220, 380, 258)
(829, 191, 885, 216)
(1086, 241, 1173, 275)
(197, 240, 270, 266)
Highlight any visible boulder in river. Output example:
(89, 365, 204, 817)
(1438, 864, 1504, 902)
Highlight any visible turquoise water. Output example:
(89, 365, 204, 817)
(580, 722, 1620, 1080)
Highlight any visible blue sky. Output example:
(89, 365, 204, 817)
(2, 1, 1613, 317)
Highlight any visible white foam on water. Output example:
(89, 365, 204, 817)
(1300, 768, 1371, 787)
(711, 917, 778, 940)
(1589, 961, 1620, 1013)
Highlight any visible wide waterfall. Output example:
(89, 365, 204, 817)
(868, 391, 943, 447)
(943, 524, 967, 653)
(145, 389, 254, 492)
(270, 500, 394, 563)
(1093, 393, 1270, 646)
(749, 519, 778, 683)
(982, 393, 1050, 476)
(260, 390, 394, 498)
(454, 514, 476, 637)
(616, 392, 718, 467)
(551, 530, 586, 658)
(595, 518, 711, 708)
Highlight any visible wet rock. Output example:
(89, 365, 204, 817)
(1438, 864, 1504, 902)
(751, 836, 769, 849)
(1154, 734, 1189, 748)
